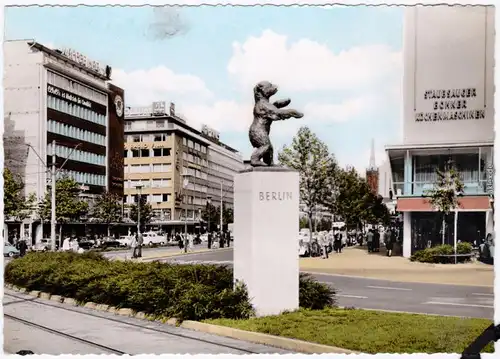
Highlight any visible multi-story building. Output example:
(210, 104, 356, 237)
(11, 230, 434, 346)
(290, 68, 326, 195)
(3, 40, 125, 243)
(123, 102, 243, 234)
(385, 6, 495, 257)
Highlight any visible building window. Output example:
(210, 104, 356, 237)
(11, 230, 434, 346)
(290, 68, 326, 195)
(132, 150, 140, 158)
(123, 150, 128, 158)
(125, 122, 132, 130)
(156, 120, 165, 128)
(153, 148, 171, 157)
(183, 138, 187, 146)
(130, 164, 150, 173)
(162, 194, 170, 202)
(133, 135, 141, 142)
(140, 149, 150, 157)
(152, 164, 172, 173)
(188, 140, 194, 148)
(154, 134, 168, 142)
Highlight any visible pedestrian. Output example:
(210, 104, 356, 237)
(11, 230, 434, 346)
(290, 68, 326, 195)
(219, 232, 224, 248)
(18, 239, 27, 257)
(130, 234, 138, 258)
(207, 232, 212, 249)
(374, 228, 380, 252)
(320, 231, 329, 259)
(225, 231, 231, 247)
(384, 228, 393, 257)
(367, 229, 374, 253)
(176, 233, 183, 252)
(334, 232, 341, 253)
(137, 231, 144, 258)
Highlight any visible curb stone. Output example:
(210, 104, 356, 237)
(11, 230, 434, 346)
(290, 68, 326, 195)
(39, 292, 51, 300)
(29, 290, 41, 297)
(50, 295, 63, 303)
(64, 298, 77, 306)
(3, 286, 356, 354)
(179, 321, 358, 354)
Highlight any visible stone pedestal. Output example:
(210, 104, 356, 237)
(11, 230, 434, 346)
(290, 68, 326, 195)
(233, 167, 300, 317)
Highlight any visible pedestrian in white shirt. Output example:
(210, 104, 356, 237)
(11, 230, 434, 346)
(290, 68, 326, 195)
(320, 232, 329, 259)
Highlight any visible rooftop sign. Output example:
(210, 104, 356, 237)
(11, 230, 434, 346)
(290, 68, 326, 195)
(60, 48, 109, 77)
(201, 124, 220, 141)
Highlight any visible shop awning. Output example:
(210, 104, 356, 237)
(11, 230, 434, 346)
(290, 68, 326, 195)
(396, 196, 492, 212)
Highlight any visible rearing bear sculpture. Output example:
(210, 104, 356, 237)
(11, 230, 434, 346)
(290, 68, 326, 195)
(249, 81, 304, 167)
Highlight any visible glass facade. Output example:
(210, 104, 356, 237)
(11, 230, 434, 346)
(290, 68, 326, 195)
(391, 147, 493, 196)
(56, 169, 106, 187)
(47, 120, 105, 146)
(47, 95, 106, 126)
(48, 144, 105, 166)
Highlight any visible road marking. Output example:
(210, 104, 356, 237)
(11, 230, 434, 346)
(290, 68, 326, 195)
(337, 294, 368, 299)
(424, 301, 493, 308)
(366, 285, 412, 291)
(472, 293, 494, 297)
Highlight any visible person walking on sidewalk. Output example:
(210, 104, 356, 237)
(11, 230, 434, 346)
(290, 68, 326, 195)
(130, 234, 138, 259)
(176, 233, 184, 252)
(137, 231, 144, 258)
(18, 239, 28, 257)
(320, 231, 329, 259)
(367, 229, 374, 253)
(207, 232, 212, 249)
(385, 228, 395, 257)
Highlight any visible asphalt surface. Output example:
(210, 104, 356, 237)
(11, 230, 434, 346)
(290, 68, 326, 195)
(148, 248, 494, 319)
(3, 289, 292, 355)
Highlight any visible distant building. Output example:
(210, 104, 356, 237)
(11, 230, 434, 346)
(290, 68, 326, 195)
(385, 6, 495, 258)
(123, 102, 244, 233)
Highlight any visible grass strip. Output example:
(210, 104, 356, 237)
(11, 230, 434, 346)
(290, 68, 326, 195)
(205, 308, 493, 354)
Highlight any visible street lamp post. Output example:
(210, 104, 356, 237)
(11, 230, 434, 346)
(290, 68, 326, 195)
(220, 180, 223, 239)
(182, 175, 189, 253)
(207, 195, 212, 234)
(135, 184, 143, 236)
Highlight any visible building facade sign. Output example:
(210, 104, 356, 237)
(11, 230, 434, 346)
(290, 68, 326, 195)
(415, 88, 486, 122)
(125, 106, 152, 117)
(486, 162, 494, 195)
(60, 48, 107, 77)
(47, 84, 92, 108)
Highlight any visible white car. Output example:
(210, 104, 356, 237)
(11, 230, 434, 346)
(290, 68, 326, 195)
(117, 236, 132, 247)
(142, 232, 167, 246)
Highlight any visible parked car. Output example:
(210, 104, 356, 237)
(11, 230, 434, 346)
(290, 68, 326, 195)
(32, 239, 52, 252)
(4, 243, 20, 257)
(142, 232, 167, 246)
(117, 236, 132, 247)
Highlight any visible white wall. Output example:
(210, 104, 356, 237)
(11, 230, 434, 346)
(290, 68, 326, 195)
(378, 159, 392, 198)
(4, 41, 46, 199)
(403, 6, 495, 145)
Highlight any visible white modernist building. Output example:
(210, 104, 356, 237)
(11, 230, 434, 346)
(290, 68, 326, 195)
(385, 6, 495, 257)
(4, 40, 122, 243)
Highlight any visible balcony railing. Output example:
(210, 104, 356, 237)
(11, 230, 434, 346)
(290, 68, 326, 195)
(393, 180, 490, 197)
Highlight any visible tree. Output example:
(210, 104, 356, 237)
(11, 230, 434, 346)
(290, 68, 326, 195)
(4, 168, 36, 222)
(92, 191, 122, 236)
(278, 127, 335, 240)
(324, 167, 390, 229)
(129, 195, 153, 228)
(201, 202, 218, 232)
(425, 159, 464, 245)
(38, 176, 89, 246)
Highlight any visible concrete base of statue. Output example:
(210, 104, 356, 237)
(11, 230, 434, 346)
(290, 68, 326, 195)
(233, 166, 300, 317)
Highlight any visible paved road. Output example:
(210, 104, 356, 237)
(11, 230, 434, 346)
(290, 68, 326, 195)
(102, 243, 208, 260)
(3, 289, 291, 355)
(148, 249, 494, 319)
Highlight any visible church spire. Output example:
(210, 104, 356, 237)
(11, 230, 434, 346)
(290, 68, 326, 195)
(368, 138, 376, 171)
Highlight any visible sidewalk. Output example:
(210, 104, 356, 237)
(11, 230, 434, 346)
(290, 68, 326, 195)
(300, 247, 494, 287)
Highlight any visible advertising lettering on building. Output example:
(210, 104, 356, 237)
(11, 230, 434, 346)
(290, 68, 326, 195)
(107, 83, 125, 196)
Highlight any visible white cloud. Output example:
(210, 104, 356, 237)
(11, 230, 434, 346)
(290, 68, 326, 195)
(303, 95, 378, 123)
(177, 101, 253, 133)
(112, 66, 212, 106)
(227, 30, 402, 93)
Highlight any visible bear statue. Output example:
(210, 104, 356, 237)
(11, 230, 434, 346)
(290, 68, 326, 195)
(249, 81, 304, 167)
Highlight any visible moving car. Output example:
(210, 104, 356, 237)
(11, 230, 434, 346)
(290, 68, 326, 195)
(4, 243, 20, 257)
(32, 239, 52, 252)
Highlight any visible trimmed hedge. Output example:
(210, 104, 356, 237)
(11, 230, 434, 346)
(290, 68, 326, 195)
(5, 252, 336, 321)
(410, 242, 473, 263)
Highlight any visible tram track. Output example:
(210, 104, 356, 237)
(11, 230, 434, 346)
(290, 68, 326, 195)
(4, 292, 263, 354)
(5, 313, 128, 355)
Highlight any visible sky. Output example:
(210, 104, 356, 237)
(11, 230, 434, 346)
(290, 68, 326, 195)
(5, 5, 404, 174)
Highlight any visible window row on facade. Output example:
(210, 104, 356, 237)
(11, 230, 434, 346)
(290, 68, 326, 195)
(124, 193, 171, 204)
(182, 137, 208, 153)
(182, 166, 208, 180)
(183, 152, 207, 167)
(47, 95, 107, 126)
(47, 70, 108, 106)
(125, 120, 167, 132)
(124, 178, 172, 189)
(125, 163, 172, 173)
(50, 144, 106, 166)
(57, 169, 106, 187)
(125, 148, 172, 158)
(47, 120, 106, 146)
